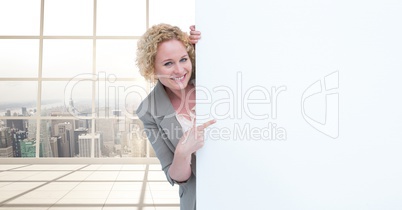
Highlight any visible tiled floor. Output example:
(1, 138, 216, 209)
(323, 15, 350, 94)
(0, 164, 179, 210)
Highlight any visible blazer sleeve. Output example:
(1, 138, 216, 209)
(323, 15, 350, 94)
(138, 108, 178, 186)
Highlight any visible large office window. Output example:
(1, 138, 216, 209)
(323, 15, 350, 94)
(0, 0, 195, 158)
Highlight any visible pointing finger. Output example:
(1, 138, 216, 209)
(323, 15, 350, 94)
(197, 119, 217, 130)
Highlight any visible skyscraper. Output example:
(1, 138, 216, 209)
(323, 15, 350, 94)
(55, 122, 73, 157)
(95, 119, 115, 156)
(20, 139, 36, 157)
(49, 137, 59, 157)
(0, 127, 11, 148)
(74, 128, 88, 156)
(50, 113, 76, 136)
(0, 146, 13, 157)
(6, 119, 26, 131)
(12, 130, 27, 157)
(78, 133, 101, 158)
(40, 121, 53, 157)
(21, 107, 27, 116)
(0, 127, 13, 157)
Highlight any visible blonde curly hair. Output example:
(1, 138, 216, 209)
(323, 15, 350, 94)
(136, 23, 195, 82)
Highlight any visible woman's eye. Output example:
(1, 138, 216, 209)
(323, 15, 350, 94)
(180, 58, 188, 62)
(163, 62, 173, 67)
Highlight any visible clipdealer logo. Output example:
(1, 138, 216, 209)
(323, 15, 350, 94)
(64, 71, 340, 140)
(301, 71, 339, 139)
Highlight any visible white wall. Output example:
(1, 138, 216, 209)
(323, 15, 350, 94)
(196, 0, 402, 209)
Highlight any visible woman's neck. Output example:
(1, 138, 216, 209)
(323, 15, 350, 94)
(166, 83, 195, 101)
(165, 83, 195, 113)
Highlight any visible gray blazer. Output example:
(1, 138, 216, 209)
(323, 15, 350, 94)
(136, 81, 197, 210)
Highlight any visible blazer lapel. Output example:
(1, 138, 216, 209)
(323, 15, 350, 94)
(153, 81, 196, 176)
(153, 81, 183, 149)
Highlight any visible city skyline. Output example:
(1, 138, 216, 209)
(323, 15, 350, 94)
(0, 103, 151, 158)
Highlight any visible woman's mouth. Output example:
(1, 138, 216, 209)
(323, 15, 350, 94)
(172, 74, 186, 82)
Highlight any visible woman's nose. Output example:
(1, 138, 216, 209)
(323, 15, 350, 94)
(173, 63, 185, 74)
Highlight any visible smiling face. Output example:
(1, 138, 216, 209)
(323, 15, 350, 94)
(154, 39, 193, 93)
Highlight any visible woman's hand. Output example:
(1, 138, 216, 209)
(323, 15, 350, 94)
(168, 119, 216, 182)
(176, 119, 216, 157)
(189, 25, 201, 44)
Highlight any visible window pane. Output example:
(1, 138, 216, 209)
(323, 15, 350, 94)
(95, 118, 147, 158)
(41, 81, 92, 117)
(96, 80, 148, 118)
(44, 0, 93, 36)
(95, 118, 118, 157)
(97, 0, 146, 36)
(96, 40, 141, 78)
(42, 40, 93, 78)
(40, 119, 91, 158)
(78, 132, 100, 157)
(0, 40, 39, 77)
(23, 120, 38, 157)
(130, 118, 147, 157)
(39, 120, 58, 157)
(0, 82, 37, 116)
(0, 120, 37, 157)
(149, 0, 195, 31)
(0, 0, 41, 35)
(0, 0, 189, 160)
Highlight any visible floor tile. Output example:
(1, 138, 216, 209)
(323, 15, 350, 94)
(107, 190, 143, 199)
(0, 182, 11, 188)
(21, 171, 70, 181)
(104, 198, 140, 205)
(121, 164, 146, 171)
(49, 207, 102, 210)
(0, 171, 40, 181)
(0, 164, 180, 210)
(148, 164, 162, 171)
(97, 165, 123, 171)
(0, 191, 26, 202)
(6, 197, 60, 205)
(35, 182, 80, 191)
(111, 182, 143, 191)
(58, 171, 94, 181)
(151, 198, 180, 205)
(102, 207, 139, 210)
(55, 198, 107, 205)
(0, 165, 27, 171)
(81, 165, 102, 171)
(18, 190, 69, 199)
(0, 182, 45, 190)
(147, 171, 167, 181)
(63, 190, 110, 199)
(48, 164, 87, 171)
(81, 164, 123, 171)
(0, 207, 49, 210)
(116, 171, 145, 181)
(85, 171, 119, 181)
(143, 198, 157, 205)
(150, 191, 179, 199)
(148, 182, 178, 191)
(73, 182, 114, 191)
(15, 164, 58, 170)
(14, 164, 86, 171)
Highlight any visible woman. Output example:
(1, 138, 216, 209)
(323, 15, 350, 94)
(136, 24, 215, 210)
